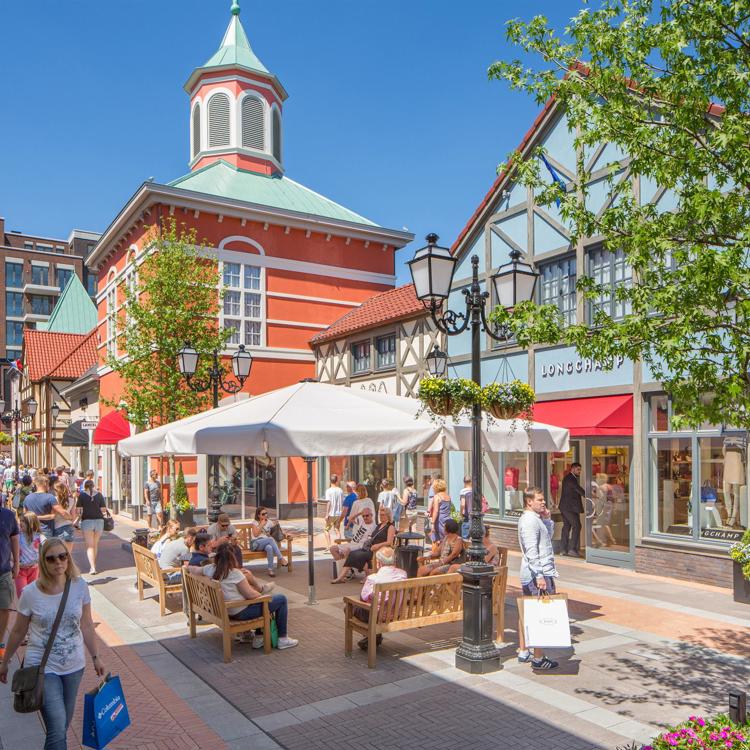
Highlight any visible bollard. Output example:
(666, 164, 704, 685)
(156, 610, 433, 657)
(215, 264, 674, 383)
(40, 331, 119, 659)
(729, 690, 747, 725)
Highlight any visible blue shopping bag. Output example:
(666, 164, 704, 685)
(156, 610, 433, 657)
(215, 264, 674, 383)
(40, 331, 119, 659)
(82, 674, 131, 749)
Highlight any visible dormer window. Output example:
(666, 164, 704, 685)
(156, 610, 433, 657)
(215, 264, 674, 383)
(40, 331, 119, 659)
(241, 95, 265, 150)
(208, 93, 231, 148)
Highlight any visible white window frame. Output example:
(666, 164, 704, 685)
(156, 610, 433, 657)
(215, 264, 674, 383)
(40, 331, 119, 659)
(375, 334, 396, 370)
(106, 286, 117, 357)
(540, 255, 577, 326)
(206, 89, 235, 150)
(239, 92, 267, 153)
(191, 99, 202, 159)
(586, 246, 632, 322)
(351, 340, 371, 374)
(219, 259, 265, 349)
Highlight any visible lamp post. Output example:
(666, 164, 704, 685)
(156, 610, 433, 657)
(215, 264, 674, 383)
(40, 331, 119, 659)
(409, 234, 538, 674)
(0, 370, 38, 482)
(177, 343, 253, 522)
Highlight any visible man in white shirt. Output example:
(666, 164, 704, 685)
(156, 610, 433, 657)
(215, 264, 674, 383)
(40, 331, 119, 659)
(517, 486, 559, 671)
(324, 474, 344, 550)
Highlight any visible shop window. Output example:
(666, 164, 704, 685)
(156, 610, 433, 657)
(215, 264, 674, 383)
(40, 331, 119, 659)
(351, 341, 370, 374)
(375, 334, 396, 369)
(590, 444, 630, 552)
(539, 256, 576, 325)
(502, 453, 529, 517)
(650, 437, 693, 536)
(650, 394, 669, 431)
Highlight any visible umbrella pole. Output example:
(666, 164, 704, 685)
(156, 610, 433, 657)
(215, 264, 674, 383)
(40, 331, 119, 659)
(304, 457, 317, 605)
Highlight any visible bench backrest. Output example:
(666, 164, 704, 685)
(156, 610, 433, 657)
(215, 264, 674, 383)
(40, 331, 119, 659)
(183, 572, 229, 625)
(371, 572, 463, 626)
(132, 544, 163, 586)
(234, 525, 252, 551)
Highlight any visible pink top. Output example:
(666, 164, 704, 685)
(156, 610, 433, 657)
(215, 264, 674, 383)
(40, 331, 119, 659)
(359, 565, 408, 603)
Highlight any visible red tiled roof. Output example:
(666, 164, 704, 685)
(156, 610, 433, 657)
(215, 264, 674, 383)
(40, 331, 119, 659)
(23, 329, 98, 382)
(310, 284, 425, 345)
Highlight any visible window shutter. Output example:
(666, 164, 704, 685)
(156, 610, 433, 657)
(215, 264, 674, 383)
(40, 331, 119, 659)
(208, 94, 231, 148)
(192, 104, 201, 157)
(242, 97, 265, 150)
(272, 108, 282, 162)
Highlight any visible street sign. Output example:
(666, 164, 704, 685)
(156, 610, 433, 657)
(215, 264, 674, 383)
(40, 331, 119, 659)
(81, 420, 99, 430)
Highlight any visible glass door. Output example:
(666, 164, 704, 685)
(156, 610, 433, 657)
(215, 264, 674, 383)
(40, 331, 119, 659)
(586, 442, 633, 566)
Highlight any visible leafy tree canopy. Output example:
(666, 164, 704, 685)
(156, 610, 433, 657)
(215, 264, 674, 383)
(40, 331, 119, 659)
(106, 218, 229, 428)
(488, 0, 750, 428)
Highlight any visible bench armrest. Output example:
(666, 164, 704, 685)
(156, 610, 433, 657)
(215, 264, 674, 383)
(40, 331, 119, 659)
(225, 595, 272, 609)
(160, 566, 182, 575)
(342, 596, 370, 610)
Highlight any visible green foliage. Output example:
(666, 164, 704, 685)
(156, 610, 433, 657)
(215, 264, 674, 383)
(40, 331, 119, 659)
(481, 380, 536, 419)
(729, 527, 750, 581)
(488, 0, 750, 429)
(635, 714, 748, 749)
(105, 218, 230, 428)
(171, 465, 191, 513)
(0, 432, 11, 445)
(417, 377, 482, 419)
(18, 432, 36, 444)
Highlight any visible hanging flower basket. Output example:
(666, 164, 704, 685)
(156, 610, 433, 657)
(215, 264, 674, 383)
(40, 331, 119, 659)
(418, 377, 481, 421)
(19, 432, 38, 444)
(481, 381, 536, 422)
(0, 432, 11, 445)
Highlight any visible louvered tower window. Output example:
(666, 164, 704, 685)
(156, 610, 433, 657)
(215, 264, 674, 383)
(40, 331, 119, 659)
(242, 96, 265, 150)
(208, 93, 231, 148)
(192, 103, 201, 157)
(272, 108, 282, 162)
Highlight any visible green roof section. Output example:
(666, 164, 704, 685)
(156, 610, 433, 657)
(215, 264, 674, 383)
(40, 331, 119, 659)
(168, 160, 378, 227)
(38, 274, 97, 335)
(202, 2, 269, 76)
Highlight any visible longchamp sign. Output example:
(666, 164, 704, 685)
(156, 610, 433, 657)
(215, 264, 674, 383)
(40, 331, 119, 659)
(539, 355, 626, 380)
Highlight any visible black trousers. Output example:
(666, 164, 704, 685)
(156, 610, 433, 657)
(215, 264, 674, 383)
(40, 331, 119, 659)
(560, 510, 582, 553)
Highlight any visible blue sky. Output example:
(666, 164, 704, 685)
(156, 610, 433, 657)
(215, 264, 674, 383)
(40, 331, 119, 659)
(0, 0, 582, 284)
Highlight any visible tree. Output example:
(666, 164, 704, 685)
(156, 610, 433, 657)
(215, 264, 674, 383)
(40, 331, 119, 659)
(106, 218, 228, 429)
(172, 465, 190, 513)
(487, 0, 750, 428)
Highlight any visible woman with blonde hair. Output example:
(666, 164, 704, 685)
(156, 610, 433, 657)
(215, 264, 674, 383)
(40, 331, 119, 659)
(15, 511, 46, 597)
(430, 478, 452, 542)
(0, 537, 106, 749)
(52, 480, 76, 551)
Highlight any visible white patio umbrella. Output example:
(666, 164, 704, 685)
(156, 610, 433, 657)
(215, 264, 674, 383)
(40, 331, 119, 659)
(118, 381, 568, 604)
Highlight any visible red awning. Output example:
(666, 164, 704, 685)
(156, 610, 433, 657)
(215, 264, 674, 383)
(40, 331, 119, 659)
(93, 410, 132, 445)
(533, 395, 633, 437)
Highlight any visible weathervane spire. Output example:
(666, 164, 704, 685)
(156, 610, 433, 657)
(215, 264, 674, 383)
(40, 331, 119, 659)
(231, 0, 240, 16)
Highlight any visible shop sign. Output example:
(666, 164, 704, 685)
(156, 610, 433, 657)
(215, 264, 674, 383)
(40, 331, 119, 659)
(504, 509, 522, 519)
(540, 355, 626, 380)
(81, 420, 99, 430)
(535, 346, 633, 393)
(700, 528, 744, 542)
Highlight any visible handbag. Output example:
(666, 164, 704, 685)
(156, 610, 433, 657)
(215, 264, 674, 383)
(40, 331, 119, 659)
(82, 673, 131, 749)
(700, 480, 717, 503)
(103, 510, 115, 532)
(270, 616, 279, 649)
(269, 522, 284, 543)
(11, 578, 71, 713)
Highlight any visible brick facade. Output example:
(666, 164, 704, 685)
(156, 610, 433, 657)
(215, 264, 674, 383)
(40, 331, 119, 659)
(634, 544, 733, 589)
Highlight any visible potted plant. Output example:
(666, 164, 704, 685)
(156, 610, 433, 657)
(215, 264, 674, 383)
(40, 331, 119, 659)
(19, 432, 37, 444)
(0, 432, 11, 446)
(729, 528, 750, 604)
(418, 377, 482, 419)
(170, 465, 194, 529)
(481, 380, 536, 421)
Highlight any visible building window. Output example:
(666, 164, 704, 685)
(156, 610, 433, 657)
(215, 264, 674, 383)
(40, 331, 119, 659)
(106, 288, 117, 357)
(31, 265, 49, 286)
(5, 292, 23, 317)
(85, 271, 97, 298)
(56, 268, 73, 289)
(30, 296, 53, 316)
(23, 242, 34, 250)
(55, 245, 65, 254)
(6, 349, 21, 361)
(36, 243, 53, 253)
(192, 102, 201, 158)
(376, 335, 396, 369)
(6, 321, 23, 347)
(351, 341, 370, 374)
(540, 256, 576, 325)
(5, 262, 22, 288)
(208, 93, 231, 148)
(241, 96, 265, 150)
(221, 261, 263, 347)
(587, 246, 632, 322)
(272, 108, 281, 162)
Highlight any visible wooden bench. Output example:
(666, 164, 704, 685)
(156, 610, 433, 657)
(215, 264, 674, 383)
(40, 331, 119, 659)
(234, 523, 294, 573)
(344, 566, 508, 668)
(183, 571, 271, 663)
(132, 543, 184, 617)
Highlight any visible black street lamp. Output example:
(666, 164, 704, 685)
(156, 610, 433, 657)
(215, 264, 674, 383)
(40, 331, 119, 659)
(177, 343, 253, 522)
(1, 371, 38, 481)
(51, 402, 61, 422)
(410, 235, 538, 674)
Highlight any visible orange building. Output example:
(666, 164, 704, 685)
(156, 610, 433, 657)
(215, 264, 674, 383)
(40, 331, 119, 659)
(85, 3, 413, 518)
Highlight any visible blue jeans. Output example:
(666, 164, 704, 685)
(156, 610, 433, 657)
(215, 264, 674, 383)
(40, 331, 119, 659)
(42, 668, 84, 750)
(461, 521, 470, 538)
(392, 503, 403, 525)
(230, 593, 288, 637)
(251, 537, 282, 567)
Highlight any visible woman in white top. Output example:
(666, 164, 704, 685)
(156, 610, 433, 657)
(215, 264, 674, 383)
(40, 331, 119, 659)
(346, 484, 375, 533)
(0, 537, 106, 750)
(52, 480, 77, 551)
(249, 507, 288, 577)
(187, 542, 297, 649)
(376, 479, 401, 526)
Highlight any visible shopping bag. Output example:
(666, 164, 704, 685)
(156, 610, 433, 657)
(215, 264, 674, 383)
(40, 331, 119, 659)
(521, 594, 571, 649)
(82, 674, 131, 749)
(270, 616, 279, 649)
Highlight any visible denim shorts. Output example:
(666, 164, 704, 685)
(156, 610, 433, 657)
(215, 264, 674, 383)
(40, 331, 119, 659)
(80, 519, 104, 533)
(54, 526, 75, 543)
(147, 501, 161, 515)
(0, 571, 13, 609)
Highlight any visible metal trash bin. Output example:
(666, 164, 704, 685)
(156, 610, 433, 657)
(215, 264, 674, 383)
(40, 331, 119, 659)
(395, 531, 425, 578)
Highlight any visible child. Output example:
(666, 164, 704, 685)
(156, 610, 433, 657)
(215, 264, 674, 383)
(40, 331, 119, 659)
(16, 512, 46, 597)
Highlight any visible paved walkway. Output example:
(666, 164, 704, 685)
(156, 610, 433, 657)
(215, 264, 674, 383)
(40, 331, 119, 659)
(1, 515, 747, 750)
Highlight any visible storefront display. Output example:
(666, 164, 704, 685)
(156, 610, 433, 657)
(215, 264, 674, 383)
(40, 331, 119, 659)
(214, 454, 277, 519)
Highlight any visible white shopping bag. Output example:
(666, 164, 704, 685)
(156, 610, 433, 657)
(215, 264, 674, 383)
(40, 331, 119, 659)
(521, 594, 571, 649)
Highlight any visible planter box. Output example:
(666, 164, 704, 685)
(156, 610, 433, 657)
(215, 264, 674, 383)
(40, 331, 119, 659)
(733, 561, 750, 604)
(174, 507, 195, 530)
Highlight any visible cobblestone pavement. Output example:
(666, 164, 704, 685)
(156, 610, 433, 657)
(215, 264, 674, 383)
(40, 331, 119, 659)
(1, 515, 748, 750)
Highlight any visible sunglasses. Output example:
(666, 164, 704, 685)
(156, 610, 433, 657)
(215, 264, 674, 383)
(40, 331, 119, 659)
(45, 552, 69, 563)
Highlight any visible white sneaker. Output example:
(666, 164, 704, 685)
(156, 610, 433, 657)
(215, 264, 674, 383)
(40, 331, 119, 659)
(252, 635, 265, 649)
(277, 636, 298, 650)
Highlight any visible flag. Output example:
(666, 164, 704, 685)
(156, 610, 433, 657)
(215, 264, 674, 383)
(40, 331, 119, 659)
(539, 154, 567, 207)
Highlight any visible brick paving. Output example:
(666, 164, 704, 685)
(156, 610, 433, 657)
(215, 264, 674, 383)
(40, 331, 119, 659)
(2, 515, 747, 750)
